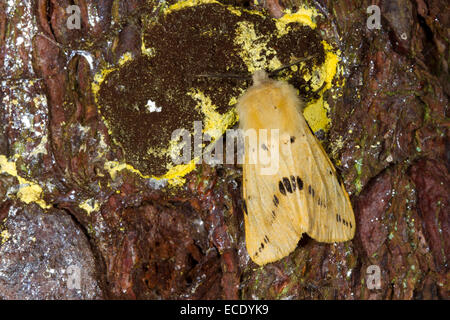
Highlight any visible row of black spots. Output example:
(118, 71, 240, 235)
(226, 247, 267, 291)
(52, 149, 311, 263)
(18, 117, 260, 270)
(317, 198, 327, 208)
(296, 176, 304, 190)
(273, 195, 279, 207)
(258, 241, 265, 253)
(279, 181, 286, 195)
(308, 185, 315, 198)
(242, 200, 248, 215)
(290, 176, 296, 191)
(282, 177, 293, 193)
(279, 176, 303, 196)
(336, 214, 353, 228)
(270, 210, 277, 225)
(344, 219, 353, 228)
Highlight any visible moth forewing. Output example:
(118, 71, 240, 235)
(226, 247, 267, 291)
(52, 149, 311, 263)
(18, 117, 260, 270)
(237, 70, 355, 266)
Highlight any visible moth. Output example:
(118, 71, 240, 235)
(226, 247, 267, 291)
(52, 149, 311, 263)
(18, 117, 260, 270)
(236, 70, 355, 266)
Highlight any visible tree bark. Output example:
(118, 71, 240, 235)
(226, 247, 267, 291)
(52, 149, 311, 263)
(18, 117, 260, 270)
(0, 0, 448, 299)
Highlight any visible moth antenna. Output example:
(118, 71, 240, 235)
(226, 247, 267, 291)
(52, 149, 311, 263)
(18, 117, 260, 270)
(268, 55, 317, 77)
(195, 54, 317, 83)
(195, 73, 251, 81)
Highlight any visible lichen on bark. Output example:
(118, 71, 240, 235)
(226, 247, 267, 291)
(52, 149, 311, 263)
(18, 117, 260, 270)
(0, 0, 448, 299)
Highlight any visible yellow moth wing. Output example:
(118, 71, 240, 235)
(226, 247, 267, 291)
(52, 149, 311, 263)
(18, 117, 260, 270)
(238, 73, 310, 265)
(237, 71, 355, 266)
(290, 111, 355, 242)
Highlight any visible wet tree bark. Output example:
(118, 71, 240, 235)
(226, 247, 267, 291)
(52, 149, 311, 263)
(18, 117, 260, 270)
(0, 0, 448, 299)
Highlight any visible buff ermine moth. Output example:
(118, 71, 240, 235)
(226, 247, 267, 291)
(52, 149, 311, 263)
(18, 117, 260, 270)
(236, 70, 355, 266)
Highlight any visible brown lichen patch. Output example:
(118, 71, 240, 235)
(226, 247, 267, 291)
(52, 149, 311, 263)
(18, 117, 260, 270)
(96, 2, 325, 177)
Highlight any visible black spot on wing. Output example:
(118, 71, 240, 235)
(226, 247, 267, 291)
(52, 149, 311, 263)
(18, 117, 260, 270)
(336, 214, 353, 228)
(270, 210, 277, 225)
(336, 172, 344, 186)
(278, 181, 286, 195)
(261, 144, 268, 151)
(290, 136, 296, 143)
(296, 176, 303, 190)
(273, 195, 279, 207)
(279, 177, 298, 195)
(308, 185, 315, 197)
(258, 241, 266, 253)
(242, 200, 248, 215)
(317, 198, 327, 208)
(290, 176, 296, 191)
(282, 177, 293, 193)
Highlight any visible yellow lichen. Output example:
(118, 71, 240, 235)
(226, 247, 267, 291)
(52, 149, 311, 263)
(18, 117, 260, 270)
(104, 161, 141, 181)
(92, 52, 132, 103)
(162, 160, 197, 185)
(92, 67, 115, 102)
(93, 2, 343, 187)
(79, 199, 100, 216)
(330, 135, 345, 159)
(300, 41, 340, 133)
(0, 155, 50, 209)
(303, 96, 331, 133)
(165, 0, 264, 18)
(188, 89, 238, 139)
(164, 0, 219, 14)
(29, 135, 48, 157)
(0, 229, 10, 245)
(104, 159, 197, 186)
(118, 52, 133, 66)
(275, 7, 320, 34)
(311, 41, 339, 92)
(227, 6, 242, 16)
(231, 5, 340, 134)
(234, 21, 281, 74)
(17, 185, 45, 204)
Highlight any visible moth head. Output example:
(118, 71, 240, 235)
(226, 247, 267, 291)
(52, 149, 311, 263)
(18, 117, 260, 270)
(252, 70, 270, 86)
